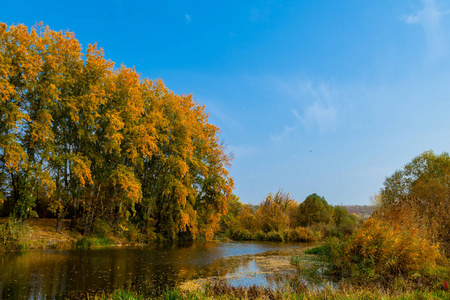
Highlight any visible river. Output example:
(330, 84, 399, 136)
(0, 242, 312, 299)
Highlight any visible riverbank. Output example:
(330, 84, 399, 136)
(0, 218, 75, 250)
(0, 217, 318, 251)
(100, 279, 450, 300)
(0, 217, 133, 250)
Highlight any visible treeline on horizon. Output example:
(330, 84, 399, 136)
(0, 23, 234, 242)
(220, 191, 359, 242)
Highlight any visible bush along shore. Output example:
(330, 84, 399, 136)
(92, 216, 450, 299)
(97, 153, 450, 299)
(0, 190, 360, 251)
(94, 219, 450, 300)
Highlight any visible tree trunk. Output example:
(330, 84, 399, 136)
(83, 214, 91, 236)
(56, 217, 62, 232)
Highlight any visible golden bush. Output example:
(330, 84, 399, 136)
(329, 218, 442, 284)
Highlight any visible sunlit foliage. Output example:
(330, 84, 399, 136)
(254, 189, 297, 233)
(324, 218, 444, 287)
(0, 23, 233, 241)
(378, 150, 450, 255)
(221, 191, 355, 242)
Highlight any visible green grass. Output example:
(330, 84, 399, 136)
(304, 245, 328, 256)
(95, 285, 450, 300)
(76, 236, 112, 249)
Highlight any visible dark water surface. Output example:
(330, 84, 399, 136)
(0, 242, 299, 299)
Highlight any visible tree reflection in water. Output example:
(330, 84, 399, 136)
(179, 244, 335, 292)
(0, 242, 300, 299)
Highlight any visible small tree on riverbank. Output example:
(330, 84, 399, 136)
(297, 193, 332, 227)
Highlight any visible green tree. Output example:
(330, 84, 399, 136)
(297, 193, 332, 227)
(332, 205, 358, 236)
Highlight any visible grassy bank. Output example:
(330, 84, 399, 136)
(0, 218, 78, 250)
(95, 283, 450, 300)
(0, 217, 130, 251)
(95, 216, 450, 300)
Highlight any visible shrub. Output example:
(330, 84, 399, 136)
(0, 218, 29, 251)
(231, 229, 252, 241)
(253, 231, 267, 241)
(284, 227, 316, 242)
(92, 218, 111, 238)
(305, 245, 328, 256)
(325, 218, 443, 286)
(265, 230, 284, 242)
(122, 223, 145, 244)
(76, 236, 112, 249)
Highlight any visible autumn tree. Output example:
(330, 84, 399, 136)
(0, 23, 56, 221)
(378, 150, 450, 255)
(254, 189, 297, 233)
(0, 23, 233, 241)
(220, 194, 243, 232)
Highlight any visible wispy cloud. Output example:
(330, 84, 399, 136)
(402, 0, 450, 60)
(269, 125, 296, 143)
(185, 14, 191, 24)
(267, 79, 340, 142)
(291, 81, 339, 132)
(292, 102, 337, 132)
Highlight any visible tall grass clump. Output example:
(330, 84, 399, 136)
(0, 218, 29, 251)
(324, 218, 445, 287)
(283, 227, 316, 242)
(92, 289, 145, 300)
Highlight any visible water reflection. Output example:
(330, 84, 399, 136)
(0, 242, 297, 299)
(194, 246, 309, 291)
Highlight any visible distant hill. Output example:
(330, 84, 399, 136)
(345, 205, 376, 220)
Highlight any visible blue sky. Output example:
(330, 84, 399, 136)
(3, 0, 450, 205)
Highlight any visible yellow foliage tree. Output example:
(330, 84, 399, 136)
(0, 23, 233, 241)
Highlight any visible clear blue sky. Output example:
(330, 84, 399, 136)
(3, 0, 450, 205)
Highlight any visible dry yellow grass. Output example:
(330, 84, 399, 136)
(0, 218, 80, 249)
